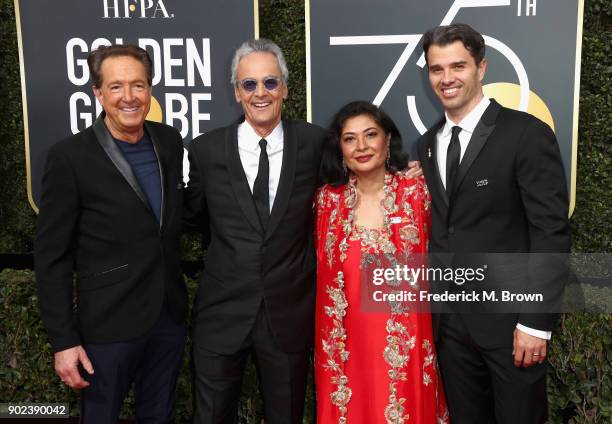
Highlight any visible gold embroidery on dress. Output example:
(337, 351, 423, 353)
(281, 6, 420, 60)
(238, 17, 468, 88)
(350, 225, 396, 256)
(422, 339, 435, 386)
(350, 172, 420, 423)
(437, 403, 450, 424)
(324, 192, 342, 268)
(342, 173, 397, 258)
(323, 271, 351, 422)
(321, 173, 441, 423)
(381, 173, 399, 220)
(397, 183, 428, 252)
(399, 225, 420, 246)
(432, 340, 450, 423)
(383, 318, 416, 424)
(338, 184, 357, 263)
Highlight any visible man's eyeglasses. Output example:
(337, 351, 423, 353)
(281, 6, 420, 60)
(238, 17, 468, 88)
(237, 76, 282, 92)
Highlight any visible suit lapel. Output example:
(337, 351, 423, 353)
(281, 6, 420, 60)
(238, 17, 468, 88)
(450, 99, 501, 196)
(225, 117, 265, 236)
(265, 120, 297, 241)
(93, 114, 153, 214)
(145, 121, 166, 228)
(423, 117, 449, 208)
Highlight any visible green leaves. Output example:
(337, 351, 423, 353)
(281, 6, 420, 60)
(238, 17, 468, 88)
(571, 0, 612, 253)
(0, 270, 78, 412)
(548, 312, 611, 423)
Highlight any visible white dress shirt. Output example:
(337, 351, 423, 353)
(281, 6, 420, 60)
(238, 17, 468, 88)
(436, 97, 490, 189)
(436, 96, 551, 340)
(237, 120, 284, 211)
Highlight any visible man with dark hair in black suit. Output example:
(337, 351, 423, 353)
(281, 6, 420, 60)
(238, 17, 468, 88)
(417, 23, 570, 424)
(35, 44, 188, 423)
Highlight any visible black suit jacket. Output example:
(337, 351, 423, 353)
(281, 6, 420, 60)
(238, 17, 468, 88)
(417, 99, 570, 347)
(185, 117, 325, 354)
(35, 115, 188, 352)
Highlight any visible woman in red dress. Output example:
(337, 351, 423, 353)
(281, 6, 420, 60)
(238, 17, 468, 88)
(315, 101, 448, 423)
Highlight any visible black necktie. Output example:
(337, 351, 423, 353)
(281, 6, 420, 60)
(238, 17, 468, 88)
(253, 138, 270, 229)
(446, 126, 462, 197)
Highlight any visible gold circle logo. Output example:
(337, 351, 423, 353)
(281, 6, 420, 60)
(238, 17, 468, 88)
(483, 82, 555, 132)
(146, 96, 163, 123)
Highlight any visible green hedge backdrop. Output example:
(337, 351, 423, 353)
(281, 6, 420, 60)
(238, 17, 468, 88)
(1, 0, 610, 422)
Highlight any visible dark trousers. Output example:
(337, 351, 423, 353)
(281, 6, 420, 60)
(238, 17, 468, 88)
(80, 306, 187, 424)
(192, 302, 309, 424)
(436, 314, 548, 424)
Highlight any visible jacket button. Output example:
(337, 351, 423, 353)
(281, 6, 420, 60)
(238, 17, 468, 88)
(448, 226, 455, 234)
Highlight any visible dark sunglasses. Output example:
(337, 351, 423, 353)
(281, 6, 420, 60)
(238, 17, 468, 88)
(237, 76, 282, 92)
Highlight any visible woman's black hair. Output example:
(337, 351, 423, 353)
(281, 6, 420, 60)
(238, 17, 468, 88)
(320, 100, 409, 186)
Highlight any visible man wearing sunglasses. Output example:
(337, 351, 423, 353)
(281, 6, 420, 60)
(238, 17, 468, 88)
(185, 39, 325, 423)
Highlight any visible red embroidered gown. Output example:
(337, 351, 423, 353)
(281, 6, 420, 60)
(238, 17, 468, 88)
(314, 173, 449, 424)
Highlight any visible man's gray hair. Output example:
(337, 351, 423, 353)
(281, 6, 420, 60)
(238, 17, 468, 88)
(230, 38, 289, 85)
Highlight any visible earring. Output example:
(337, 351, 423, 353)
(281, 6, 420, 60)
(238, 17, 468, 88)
(385, 146, 391, 168)
(342, 159, 348, 175)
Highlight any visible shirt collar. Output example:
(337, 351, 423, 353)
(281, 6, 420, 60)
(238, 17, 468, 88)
(442, 96, 490, 137)
(238, 119, 284, 152)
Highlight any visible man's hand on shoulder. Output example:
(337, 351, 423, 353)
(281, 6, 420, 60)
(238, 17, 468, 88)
(54, 345, 94, 389)
(512, 328, 547, 368)
(405, 161, 423, 178)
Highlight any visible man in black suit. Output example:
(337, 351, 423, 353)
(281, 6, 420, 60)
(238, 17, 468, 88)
(35, 45, 188, 422)
(416, 24, 570, 423)
(185, 39, 325, 423)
